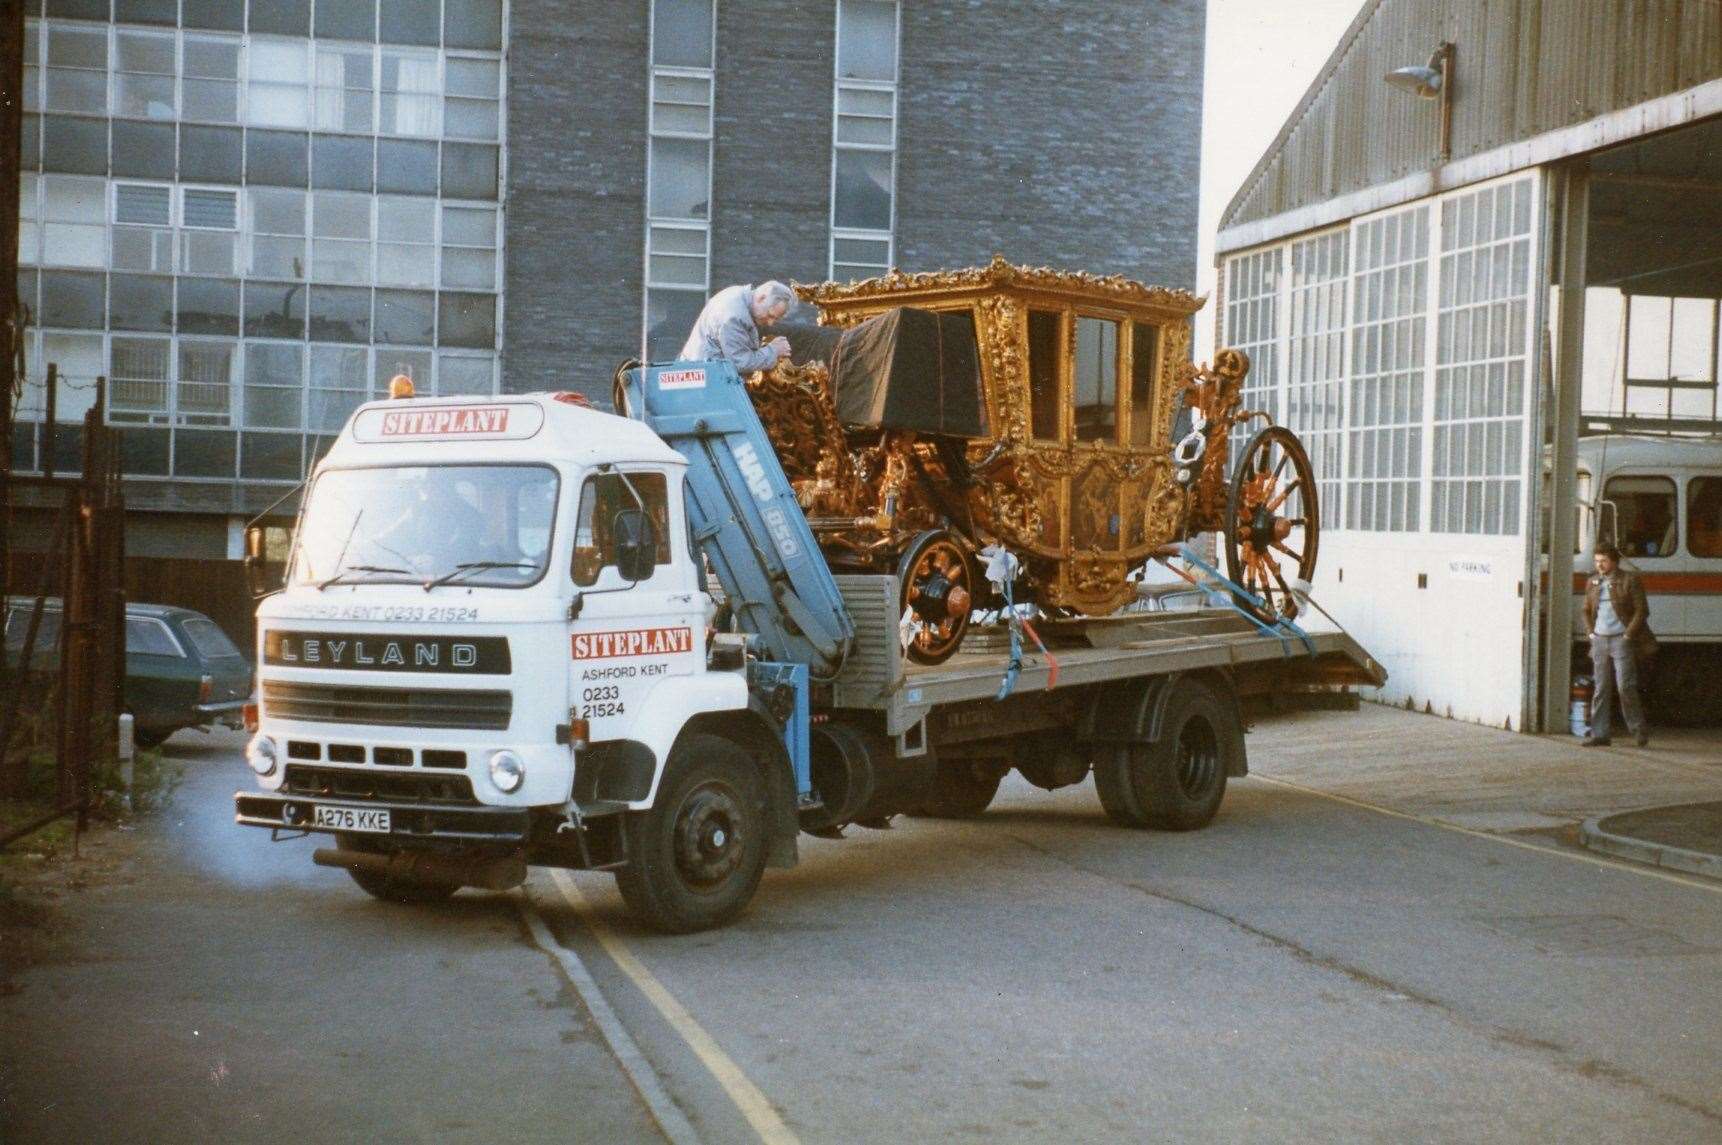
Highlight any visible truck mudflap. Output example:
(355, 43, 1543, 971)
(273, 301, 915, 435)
(234, 790, 529, 843)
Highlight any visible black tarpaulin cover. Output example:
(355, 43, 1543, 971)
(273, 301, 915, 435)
(827, 307, 987, 438)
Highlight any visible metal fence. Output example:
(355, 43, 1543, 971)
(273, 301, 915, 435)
(1, 372, 128, 849)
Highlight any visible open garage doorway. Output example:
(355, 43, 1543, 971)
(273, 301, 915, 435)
(1539, 116, 1722, 731)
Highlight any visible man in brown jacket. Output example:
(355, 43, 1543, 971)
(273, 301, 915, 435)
(1582, 543, 1651, 747)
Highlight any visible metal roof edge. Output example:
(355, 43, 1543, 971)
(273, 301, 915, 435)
(1215, 78, 1722, 257)
(1215, 0, 1389, 232)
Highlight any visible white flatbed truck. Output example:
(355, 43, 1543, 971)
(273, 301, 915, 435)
(235, 364, 1384, 932)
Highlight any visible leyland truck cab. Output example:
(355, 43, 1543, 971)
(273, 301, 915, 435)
(236, 387, 800, 927)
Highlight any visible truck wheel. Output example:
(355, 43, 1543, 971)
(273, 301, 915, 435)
(336, 834, 461, 904)
(912, 759, 1005, 818)
(1129, 679, 1232, 831)
(1092, 744, 1150, 828)
(615, 733, 769, 934)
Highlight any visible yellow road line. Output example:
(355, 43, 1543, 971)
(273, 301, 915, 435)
(549, 868, 800, 1145)
(1252, 775, 1722, 895)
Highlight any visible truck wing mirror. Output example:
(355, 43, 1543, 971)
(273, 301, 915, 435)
(613, 510, 657, 583)
(244, 524, 278, 599)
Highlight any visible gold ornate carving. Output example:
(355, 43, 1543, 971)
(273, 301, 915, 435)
(797, 254, 1204, 316)
(735, 259, 1263, 630)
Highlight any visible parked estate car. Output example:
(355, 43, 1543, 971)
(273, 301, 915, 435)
(2, 599, 253, 748)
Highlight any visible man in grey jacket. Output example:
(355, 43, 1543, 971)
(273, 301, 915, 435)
(678, 281, 796, 373)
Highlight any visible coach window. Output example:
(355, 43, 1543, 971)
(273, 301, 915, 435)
(1027, 309, 1062, 441)
(1073, 314, 1121, 443)
(572, 472, 673, 586)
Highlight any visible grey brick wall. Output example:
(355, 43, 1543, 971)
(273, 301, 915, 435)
(894, 0, 1205, 290)
(709, 1, 835, 298)
(500, 0, 1206, 401)
(503, 2, 650, 399)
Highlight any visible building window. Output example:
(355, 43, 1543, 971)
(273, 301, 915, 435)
(380, 47, 440, 136)
(378, 196, 436, 287)
(441, 203, 496, 289)
(180, 186, 240, 276)
(247, 39, 311, 129)
(45, 25, 108, 117)
(444, 57, 501, 141)
(246, 186, 307, 279)
(1287, 229, 1348, 526)
(178, 339, 238, 425)
(115, 29, 177, 121)
(244, 340, 305, 429)
(43, 175, 109, 268)
(182, 33, 241, 123)
(1431, 177, 1534, 536)
(1222, 246, 1281, 469)
(19, 176, 42, 266)
(315, 44, 376, 134)
(643, 0, 714, 362)
(309, 344, 367, 431)
(310, 190, 373, 284)
(15, 7, 507, 484)
(112, 181, 175, 272)
(830, 0, 898, 281)
(110, 335, 173, 422)
(1347, 206, 1428, 533)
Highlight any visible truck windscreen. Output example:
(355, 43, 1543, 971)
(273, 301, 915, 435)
(292, 464, 559, 589)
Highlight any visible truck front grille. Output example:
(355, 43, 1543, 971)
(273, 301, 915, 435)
(263, 681, 512, 731)
(282, 764, 478, 806)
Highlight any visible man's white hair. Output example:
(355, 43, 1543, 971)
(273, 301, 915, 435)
(752, 280, 796, 312)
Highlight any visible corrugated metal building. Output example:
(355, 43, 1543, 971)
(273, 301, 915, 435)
(1213, 0, 1722, 731)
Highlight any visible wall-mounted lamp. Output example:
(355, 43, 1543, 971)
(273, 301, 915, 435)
(1384, 42, 1455, 160)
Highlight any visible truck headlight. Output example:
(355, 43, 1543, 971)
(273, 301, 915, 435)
(246, 734, 278, 777)
(487, 749, 526, 794)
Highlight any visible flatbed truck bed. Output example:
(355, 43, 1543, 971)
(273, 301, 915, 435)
(826, 576, 1384, 735)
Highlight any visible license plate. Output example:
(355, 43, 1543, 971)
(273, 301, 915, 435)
(313, 805, 391, 834)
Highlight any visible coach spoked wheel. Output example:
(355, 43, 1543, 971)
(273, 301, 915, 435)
(897, 529, 974, 665)
(1224, 425, 1319, 623)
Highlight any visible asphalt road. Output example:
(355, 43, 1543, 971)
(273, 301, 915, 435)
(5, 718, 1721, 1143)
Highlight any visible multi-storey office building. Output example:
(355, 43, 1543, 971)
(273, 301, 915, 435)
(12, 0, 1204, 560)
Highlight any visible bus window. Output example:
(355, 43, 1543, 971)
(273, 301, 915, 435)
(1690, 476, 1722, 558)
(1603, 475, 1677, 558)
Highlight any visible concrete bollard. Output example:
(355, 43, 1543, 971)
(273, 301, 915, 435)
(118, 713, 135, 812)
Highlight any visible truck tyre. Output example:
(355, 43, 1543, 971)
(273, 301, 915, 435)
(1092, 744, 1150, 828)
(336, 834, 461, 904)
(616, 733, 769, 934)
(1128, 679, 1232, 831)
(911, 759, 1005, 819)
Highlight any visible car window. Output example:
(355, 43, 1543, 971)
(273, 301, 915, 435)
(5, 606, 62, 652)
(571, 472, 672, 587)
(1603, 475, 1677, 558)
(127, 616, 186, 657)
(180, 617, 242, 659)
(1690, 477, 1722, 559)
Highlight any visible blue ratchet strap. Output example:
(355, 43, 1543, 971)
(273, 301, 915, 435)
(994, 576, 1059, 701)
(1175, 543, 1316, 658)
(995, 577, 1022, 701)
